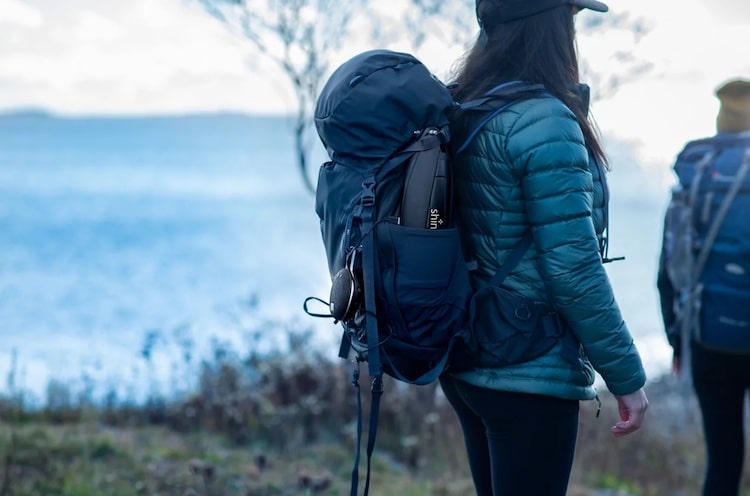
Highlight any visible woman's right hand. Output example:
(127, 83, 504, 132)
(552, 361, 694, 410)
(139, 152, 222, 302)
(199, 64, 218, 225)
(611, 388, 649, 437)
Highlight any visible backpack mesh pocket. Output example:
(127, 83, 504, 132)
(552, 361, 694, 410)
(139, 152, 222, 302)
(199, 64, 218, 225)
(375, 223, 472, 348)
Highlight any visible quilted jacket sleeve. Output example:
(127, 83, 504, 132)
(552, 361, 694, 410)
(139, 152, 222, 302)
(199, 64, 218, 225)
(506, 98, 646, 396)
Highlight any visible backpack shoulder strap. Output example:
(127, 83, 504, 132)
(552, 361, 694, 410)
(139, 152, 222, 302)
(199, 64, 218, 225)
(686, 149, 716, 215)
(453, 81, 547, 155)
(450, 82, 545, 286)
(488, 232, 533, 287)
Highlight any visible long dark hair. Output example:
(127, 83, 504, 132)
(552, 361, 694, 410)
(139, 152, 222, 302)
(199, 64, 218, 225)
(451, 2, 607, 166)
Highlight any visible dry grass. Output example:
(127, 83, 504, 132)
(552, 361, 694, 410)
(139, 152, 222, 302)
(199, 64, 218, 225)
(2, 328, 750, 495)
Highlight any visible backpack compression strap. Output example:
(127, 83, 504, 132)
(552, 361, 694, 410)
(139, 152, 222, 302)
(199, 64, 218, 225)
(349, 175, 384, 496)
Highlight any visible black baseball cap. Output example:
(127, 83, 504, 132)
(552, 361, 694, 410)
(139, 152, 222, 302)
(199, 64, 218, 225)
(478, 0, 609, 25)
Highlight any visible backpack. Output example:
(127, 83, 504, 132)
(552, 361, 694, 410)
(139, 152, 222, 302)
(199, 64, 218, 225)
(303, 49, 552, 495)
(663, 132, 750, 355)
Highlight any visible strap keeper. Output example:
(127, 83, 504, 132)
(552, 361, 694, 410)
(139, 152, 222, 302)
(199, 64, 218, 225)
(371, 375, 384, 395)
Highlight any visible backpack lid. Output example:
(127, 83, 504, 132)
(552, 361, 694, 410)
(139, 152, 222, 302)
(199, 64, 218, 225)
(314, 49, 455, 167)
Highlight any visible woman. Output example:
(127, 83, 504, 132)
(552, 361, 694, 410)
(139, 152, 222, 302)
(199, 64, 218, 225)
(440, 1, 649, 494)
(657, 78, 750, 496)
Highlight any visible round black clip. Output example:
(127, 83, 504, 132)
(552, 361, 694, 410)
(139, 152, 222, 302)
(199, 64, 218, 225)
(514, 304, 532, 321)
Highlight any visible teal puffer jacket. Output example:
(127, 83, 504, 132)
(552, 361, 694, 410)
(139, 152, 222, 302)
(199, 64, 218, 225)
(451, 94, 646, 400)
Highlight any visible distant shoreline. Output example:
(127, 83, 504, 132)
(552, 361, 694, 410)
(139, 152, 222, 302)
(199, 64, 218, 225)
(0, 108, 293, 121)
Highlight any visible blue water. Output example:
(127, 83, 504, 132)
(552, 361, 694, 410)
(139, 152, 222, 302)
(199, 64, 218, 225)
(0, 112, 674, 402)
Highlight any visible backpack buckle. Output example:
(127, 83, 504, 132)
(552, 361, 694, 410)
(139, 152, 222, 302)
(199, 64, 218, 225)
(361, 179, 376, 206)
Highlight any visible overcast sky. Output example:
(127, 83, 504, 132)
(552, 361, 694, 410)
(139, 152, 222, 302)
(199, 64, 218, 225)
(1, 0, 749, 167)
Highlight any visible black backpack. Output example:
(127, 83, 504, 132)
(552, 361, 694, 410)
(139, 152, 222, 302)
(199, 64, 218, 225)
(304, 49, 546, 495)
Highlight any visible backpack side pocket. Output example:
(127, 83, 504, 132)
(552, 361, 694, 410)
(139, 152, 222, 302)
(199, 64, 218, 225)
(376, 223, 472, 348)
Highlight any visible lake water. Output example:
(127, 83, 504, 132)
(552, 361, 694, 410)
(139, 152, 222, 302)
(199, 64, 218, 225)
(0, 112, 675, 402)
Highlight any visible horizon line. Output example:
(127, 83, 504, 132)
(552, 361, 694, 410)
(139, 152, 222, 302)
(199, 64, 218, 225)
(0, 107, 293, 120)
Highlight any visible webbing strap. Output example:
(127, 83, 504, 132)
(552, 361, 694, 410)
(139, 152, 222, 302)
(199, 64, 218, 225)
(377, 132, 445, 182)
(349, 367, 362, 496)
(349, 367, 384, 496)
(379, 344, 451, 385)
(455, 101, 516, 155)
(348, 177, 383, 496)
(455, 83, 547, 155)
(362, 376, 383, 496)
(488, 232, 533, 287)
(338, 330, 351, 359)
(677, 149, 716, 389)
(459, 81, 545, 111)
(359, 178, 381, 378)
(686, 151, 716, 232)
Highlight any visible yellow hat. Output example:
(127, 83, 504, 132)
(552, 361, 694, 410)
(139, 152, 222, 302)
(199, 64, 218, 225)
(716, 78, 750, 133)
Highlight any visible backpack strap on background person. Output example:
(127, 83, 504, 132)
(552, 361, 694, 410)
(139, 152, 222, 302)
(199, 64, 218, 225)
(675, 146, 725, 391)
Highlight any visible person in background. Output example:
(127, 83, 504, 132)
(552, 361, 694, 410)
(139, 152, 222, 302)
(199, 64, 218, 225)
(657, 78, 750, 496)
(440, 1, 649, 495)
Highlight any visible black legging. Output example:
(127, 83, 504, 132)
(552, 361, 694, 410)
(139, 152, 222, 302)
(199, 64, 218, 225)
(439, 374, 579, 496)
(692, 342, 750, 496)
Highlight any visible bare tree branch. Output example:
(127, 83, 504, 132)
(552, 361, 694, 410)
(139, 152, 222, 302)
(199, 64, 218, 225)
(194, 0, 653, 192)
(196, 0, 360, 193)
